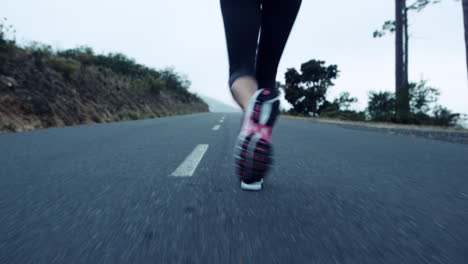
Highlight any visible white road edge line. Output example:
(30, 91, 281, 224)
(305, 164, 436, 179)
(171, 144, 209, 177)
(213, 125, 221, 131)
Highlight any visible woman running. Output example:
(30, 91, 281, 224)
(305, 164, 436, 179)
(220, 0, 302, 190)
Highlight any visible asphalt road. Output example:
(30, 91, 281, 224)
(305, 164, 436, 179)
(1, 113, 467, 264)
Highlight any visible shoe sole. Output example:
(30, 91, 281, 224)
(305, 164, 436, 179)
(241, 179, 264, 191)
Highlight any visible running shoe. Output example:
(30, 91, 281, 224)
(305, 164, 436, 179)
(234, 88, 280, 190)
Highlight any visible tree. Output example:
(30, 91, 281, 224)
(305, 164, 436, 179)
(282, 60, 339, 116)
(463, 0, 468, 77)
(395, 0, 409, 115)
(283, 60, 338, 116)
(374, 0, 440, 116)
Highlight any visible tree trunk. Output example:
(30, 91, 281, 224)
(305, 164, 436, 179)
(402, 6, 410, 113)
(463, 0, 468, 79)
(395, 0, 409, 117)
(395, 0, 407, 116)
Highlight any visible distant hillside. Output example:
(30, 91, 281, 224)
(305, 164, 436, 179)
(0, 41, 209, 134)
(199, 95, 240, 113)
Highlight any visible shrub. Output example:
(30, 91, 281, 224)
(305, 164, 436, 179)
(148, 78, 164, 95)
(334, 92, 358, 111)
(367, 91, 396, 121)
(0, 17, 16, 50)
(46, 57, 80, 80)
(91, 114, 102, 123)
(25, 42, 55, 70)
(57, 46, 96, 67)
(432, 106, 460, 127)
(128, 110, 139, 120)
(3, 122, 17, 131)
(159, 68, 190, 91)
(131, 76, 164, 95)
(320, 110, 366, 121)
(117, 112, 125, 121)
(318, 100, 340, 114)
(408, 80, 440, 114)
(93, 53, 144, 77)
(25, 41, 54, 58)
(393, 112, 432, 125)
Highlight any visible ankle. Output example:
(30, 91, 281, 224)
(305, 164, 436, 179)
(230, 77, 258, 110)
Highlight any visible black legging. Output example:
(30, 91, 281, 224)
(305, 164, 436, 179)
(220, 0, 302, 89)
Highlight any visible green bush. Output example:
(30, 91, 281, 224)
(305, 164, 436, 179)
(26, 41, 54, 58)
(367, 91, 396, 120)
(46, 57, 80, 80)
(3, 122, 17, 131)
(25, 42, 55, 70)
(91, 114, 102, 123)
(128, 110, 139, 120)
(94, 53, 144, 77)
(0, 18, 16, 52)
(393, 112, 430, 125)
(318, 100, 340, 114)
(57, 46, 96, 66)
(408, 80, 440, 114)
(117, 112, 125, 121)
(333, 92, 358, 111)
(148, 78, 164, 95)
(159, 68, 190, 91)
(131, 76, 164, 96)
(432, 106, 460, 127)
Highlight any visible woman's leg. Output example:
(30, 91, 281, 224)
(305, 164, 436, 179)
(220, 0, 262, 110)
(221, 0, 302, 189)
(256, 0, 302, 89)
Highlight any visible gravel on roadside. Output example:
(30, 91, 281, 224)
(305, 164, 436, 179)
(281, 115, 468, 145)
(336, 123, 468, 145)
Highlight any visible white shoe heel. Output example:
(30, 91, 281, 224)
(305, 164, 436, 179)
(241, 179, 264, 191)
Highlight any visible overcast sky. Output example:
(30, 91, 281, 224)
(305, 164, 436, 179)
(3, 0, 467, 116)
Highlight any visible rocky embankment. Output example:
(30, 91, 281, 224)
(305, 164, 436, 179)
(0, 45, 208, 134)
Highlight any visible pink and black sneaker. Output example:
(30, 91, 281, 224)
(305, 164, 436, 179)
(234, 88, 280, 191)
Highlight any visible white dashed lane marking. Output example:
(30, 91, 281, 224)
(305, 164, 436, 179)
(171, 144, 209, 177)
(213, 125, 221, 131)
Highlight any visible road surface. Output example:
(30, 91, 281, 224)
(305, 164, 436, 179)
(1, 113, 467, 263)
